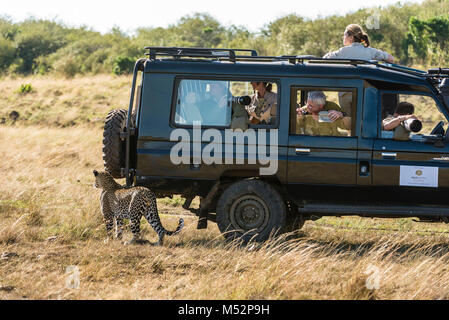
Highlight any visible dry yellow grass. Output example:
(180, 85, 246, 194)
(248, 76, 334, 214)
(1, 76, 449, 300)
(1, 124, 449, 300)
(0, 74, 131, 127)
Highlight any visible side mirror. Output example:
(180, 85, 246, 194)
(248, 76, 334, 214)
(444, 125, 449, 142)
(432, 121, 446, 147)
(430, 121, 445, 136)
(424, 122, 446, 147)
(434, 138, 445, 148)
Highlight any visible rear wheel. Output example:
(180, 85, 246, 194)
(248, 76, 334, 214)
(216, 179, 286, 242)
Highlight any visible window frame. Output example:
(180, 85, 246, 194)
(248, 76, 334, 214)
(377, 90, 449, 140)
(170, 76, 281, 129)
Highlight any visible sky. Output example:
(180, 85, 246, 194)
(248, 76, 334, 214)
(1, 0, 425, 35)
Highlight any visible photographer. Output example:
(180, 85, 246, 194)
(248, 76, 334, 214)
(246, 82, 277, 125)
(382, 102, 419, 140)
(296, 91, 350, 136)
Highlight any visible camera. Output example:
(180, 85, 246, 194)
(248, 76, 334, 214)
(232, 95, 251, 106)
(403, 118, 422, 132)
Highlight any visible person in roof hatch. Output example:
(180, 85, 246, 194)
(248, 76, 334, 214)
(323, 24, 395, 117)
(324, 24, 394, 62)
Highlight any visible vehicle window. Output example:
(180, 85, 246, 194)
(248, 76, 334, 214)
(174, 79, 232, 127)
(174, 79, 278, 129)
(380, 93, 447, 140)
(290, 88, 356, 137)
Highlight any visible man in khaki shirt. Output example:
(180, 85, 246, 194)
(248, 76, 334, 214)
(296, 91, 351, 136)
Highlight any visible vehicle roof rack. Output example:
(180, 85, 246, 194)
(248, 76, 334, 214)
(145, 46, 258, 63)
(304, 57, 449, 81)
(303, 57, 429, 76)
(144, 46, 448, 81)
(428, 68, 449, 77)
(145, 46, 319, 64)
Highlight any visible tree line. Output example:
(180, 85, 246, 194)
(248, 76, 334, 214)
(0, 0, 448, 77)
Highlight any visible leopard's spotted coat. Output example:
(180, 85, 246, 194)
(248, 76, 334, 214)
(93, 170, 184, 245)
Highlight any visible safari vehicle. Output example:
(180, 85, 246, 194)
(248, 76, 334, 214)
(102, 46, 449, 242)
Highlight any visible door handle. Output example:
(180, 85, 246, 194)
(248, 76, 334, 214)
(381, 152, 397, 158)
(295, 148, 311, 154)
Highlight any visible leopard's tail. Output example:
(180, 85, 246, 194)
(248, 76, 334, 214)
(163, 218, 184, 236)
(149, 216, 184, 236)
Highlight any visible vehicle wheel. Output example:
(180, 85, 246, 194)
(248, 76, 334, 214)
(102, 109, 129, 178)
(216, 179, 286, 242)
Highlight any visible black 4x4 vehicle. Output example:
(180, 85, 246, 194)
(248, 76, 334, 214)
(102, 47, 449, 242)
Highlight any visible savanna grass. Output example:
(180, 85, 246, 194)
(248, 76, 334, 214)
(1, 80, 449, 299)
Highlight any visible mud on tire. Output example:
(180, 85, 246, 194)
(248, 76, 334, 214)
(216, 179, 286, 243)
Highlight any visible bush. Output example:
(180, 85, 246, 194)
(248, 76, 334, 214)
(113, 56, 135, 75)
(54, 55, 80, 78)
(0, 38, 15, 72)
(16, 83, 33, 94)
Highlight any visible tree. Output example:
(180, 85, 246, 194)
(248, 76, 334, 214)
(0, 38, 15, 71)
(174, 13, 225, 47)
(404, 15, 449, 64)
(14, 19, 67, 73)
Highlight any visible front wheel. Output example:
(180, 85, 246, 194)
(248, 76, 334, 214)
(216, 180, 286, 242)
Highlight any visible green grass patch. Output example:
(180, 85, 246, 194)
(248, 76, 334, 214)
(159, 196, 185, 207)
(16, 83, 34, 94)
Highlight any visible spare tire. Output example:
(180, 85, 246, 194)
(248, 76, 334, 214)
(102, 109, 127, 178)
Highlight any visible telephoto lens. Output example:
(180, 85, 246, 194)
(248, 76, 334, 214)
(233, 95, 252, 106)
(403, 118, 422, 132)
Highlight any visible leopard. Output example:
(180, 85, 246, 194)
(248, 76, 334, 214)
(93, 170, 184, 245)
